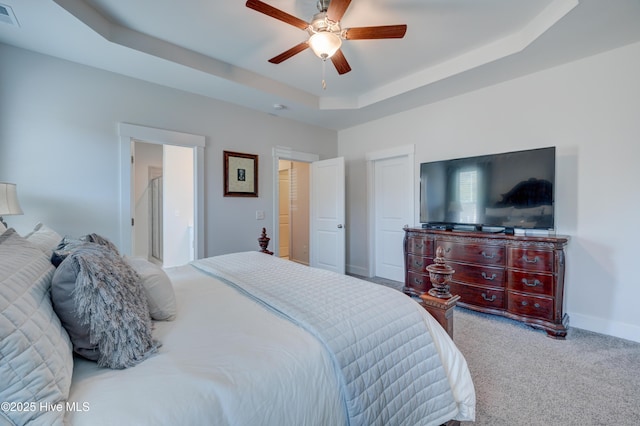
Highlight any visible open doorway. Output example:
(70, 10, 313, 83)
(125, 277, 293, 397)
(132, 141, 194, 267)
(272, 147, 346, 274)
(278, 160, 310, 265)
(118, 123, 205, 264)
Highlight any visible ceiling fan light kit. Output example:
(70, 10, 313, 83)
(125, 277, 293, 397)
(309, 31, 342, 60)
(246, 0, 407, 85)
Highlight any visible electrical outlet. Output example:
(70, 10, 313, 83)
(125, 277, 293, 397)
(256, 210, 265, 220)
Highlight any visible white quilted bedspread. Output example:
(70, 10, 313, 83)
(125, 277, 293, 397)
(193, 252, 461, 426)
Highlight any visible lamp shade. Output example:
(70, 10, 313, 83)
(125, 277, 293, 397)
(0, 182, 24, 216)
(308, 31, 342, 59)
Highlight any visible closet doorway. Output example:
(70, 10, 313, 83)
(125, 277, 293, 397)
(278, 160, 310, 265)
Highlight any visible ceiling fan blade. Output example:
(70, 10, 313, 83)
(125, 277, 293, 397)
(246, 0, 309, 30)
(326, 0, 352, 22)
(268, 41, 310, 64)
(345, 25, 407, 40)
(331, 49, 351, 75)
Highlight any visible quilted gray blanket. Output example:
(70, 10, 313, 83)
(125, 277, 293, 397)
(192, 252, 458, 426)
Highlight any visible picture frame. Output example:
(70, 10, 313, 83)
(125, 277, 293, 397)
(223, 150, 258, 197)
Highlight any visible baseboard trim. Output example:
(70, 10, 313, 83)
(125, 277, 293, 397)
(568, 312, 640, 343)
(346, 263, 369, 278)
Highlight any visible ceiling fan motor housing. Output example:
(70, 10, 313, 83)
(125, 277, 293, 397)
(309, 12, 341, 34)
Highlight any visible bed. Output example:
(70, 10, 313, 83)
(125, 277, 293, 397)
(1, 223, 475, 426)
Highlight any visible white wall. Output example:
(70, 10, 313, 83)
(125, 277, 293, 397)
(0, 43, 338, 256)
(338, 41, 640, 343)
(163, 144, 193, 267)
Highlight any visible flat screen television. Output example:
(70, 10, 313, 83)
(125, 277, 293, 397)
(420, 147, 555, 231)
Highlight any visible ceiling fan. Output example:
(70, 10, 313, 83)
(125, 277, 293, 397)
(246, 0, 407, 76)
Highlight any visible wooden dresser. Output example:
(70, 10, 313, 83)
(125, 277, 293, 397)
(404, 227, 569, 338)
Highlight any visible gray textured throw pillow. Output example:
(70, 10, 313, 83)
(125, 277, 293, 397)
(51, 233, 119, 267)
(51, 242, 160, 369)
(51, 257, 100, 361)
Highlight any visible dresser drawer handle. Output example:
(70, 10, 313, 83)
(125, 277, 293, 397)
(414, 243, 424, 249)
(481, 251, 495, 259)
(414, 260, 424, 267)
(481, 293, 496, 302)
(521, 301, 541, 308)
(413, 277, 424, 285)
(522, 255, 540, 264)
(481, 272, 497, 281)
(522, 278, 541, 287)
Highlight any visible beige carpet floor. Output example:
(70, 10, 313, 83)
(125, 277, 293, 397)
(354, 274, 640, 426)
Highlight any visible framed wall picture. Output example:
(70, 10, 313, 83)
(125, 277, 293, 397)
(223, 150, 258, 197)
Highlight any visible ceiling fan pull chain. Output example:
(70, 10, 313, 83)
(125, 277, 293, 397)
(321, 59, 327, 90)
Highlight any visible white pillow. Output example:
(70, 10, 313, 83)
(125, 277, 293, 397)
(0, 220, 6, 233)
(127, 257, 177, 321)
(0, 229, 74, 425)
(23, 222, 63, 255)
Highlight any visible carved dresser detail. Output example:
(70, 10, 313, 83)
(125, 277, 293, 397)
(404, 228, 569, 338)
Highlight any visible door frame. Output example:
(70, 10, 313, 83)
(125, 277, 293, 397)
(271, 146, 319, 257)
(119, 123, 205, 259)
(366, 144, 415, 278)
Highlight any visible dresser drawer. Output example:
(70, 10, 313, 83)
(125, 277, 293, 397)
(507, 270, 554, 296)
(508, 247, 554, 272)
(507, 291, 553, 321)
(407, 253, 432, 272)
(438, 241, 505, 266)
(450, 282, 505, 310)
(447, 260, 505, 288)
(406, 235, 434, 256)
(406, 270, 431, 293)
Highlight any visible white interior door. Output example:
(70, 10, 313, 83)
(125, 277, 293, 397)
(310, 157, 345, 274)
(374, 156, 413, 281)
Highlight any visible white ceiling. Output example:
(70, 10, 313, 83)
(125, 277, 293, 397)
(1, 0, 640, 130)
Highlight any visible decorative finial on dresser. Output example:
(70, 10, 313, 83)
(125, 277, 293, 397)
(426, 246, 455, 299)
(258, 228, 273, 255)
